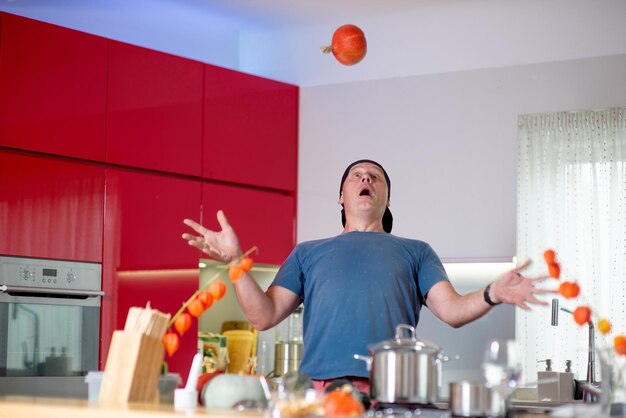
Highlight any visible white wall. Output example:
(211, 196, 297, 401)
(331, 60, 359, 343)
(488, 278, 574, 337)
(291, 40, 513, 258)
(298, 54, 626, 259)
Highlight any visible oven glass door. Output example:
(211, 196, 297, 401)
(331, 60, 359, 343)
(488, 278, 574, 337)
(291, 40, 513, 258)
(0, 299, 100, 377)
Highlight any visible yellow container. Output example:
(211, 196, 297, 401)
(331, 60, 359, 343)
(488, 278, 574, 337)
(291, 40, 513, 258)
(223, 330, 256, 374)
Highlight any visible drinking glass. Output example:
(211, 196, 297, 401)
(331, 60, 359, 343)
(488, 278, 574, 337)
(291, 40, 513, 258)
(482, 339, 521, 392)
(482, 339, 522, 417)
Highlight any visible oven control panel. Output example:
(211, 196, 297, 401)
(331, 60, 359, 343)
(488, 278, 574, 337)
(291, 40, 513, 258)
(0, 255, 101, 291)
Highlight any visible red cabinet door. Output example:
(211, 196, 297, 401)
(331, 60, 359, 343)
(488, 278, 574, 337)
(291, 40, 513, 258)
(102, 168, 201, 379)
(0, 150, 104, 262)
(0, 13, 107, 161)
(203, 65, 298, 191)
(201, 183, 296, 265)
(106, 41, 203, 176)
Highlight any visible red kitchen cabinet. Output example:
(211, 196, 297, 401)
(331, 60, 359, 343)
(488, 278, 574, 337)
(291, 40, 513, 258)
(0, 150, 104, 262)
(0, 13, 107, 161)
(201, 183, 296, 265)
(101, 168, 201, 380)
(106, 41, 203, 176)
(203, 65, 298, 191)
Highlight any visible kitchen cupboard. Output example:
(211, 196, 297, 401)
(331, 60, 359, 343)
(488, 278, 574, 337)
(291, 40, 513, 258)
(102, 168, 202, 379)
(203, 65, 298, 192)
(0, 150, 104, 262)
(201, 184, 296, 265)
(0, 13, 107, 161)
(0, 12, 299, 386)
(106, 41, 203, 176)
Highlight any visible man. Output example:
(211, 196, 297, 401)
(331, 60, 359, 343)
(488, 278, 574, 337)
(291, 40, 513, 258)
(182, 159, 551, 392)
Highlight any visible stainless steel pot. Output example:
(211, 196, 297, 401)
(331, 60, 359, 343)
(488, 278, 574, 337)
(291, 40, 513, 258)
(449, 381, 505, 417)
(354, 324, 444, 404)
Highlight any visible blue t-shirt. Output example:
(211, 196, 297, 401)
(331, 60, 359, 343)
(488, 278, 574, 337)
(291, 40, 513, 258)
(270, 231, 449, 380)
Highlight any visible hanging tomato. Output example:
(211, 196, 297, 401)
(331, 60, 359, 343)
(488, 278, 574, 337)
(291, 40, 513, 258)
(558, 281, 580, 299)
(163, 332, 180, 357)
(187, 298, 206, 318)
(174, 313, 193, 336)
(162, 246, 257, 358)
(573, 306, 591, 326)
(321, 24, 367, 66)
(198, 290, 214, 309)
(209, 281, 227, 301)
(615, 335, 626, 356)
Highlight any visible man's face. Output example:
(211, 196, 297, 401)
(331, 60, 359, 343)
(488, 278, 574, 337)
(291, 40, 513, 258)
(339, 162, 389, 219)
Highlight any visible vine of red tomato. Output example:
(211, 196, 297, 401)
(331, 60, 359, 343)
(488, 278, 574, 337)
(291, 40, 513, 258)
(544, 248, 625, 355)
(163, 246, 257, 357)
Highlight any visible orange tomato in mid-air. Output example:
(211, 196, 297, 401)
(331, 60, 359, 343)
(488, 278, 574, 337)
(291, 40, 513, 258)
(323, 24, 367, 66)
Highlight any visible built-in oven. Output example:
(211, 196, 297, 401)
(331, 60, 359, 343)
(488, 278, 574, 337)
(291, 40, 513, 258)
(0, 255, 103, 398)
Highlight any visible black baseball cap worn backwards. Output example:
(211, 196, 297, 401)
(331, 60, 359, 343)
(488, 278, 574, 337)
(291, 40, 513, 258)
(339, 159, 393, 233)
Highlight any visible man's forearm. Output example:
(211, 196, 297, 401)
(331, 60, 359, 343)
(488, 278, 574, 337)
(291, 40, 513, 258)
(231, 273, 276, 330)
(441, 288, 493, 328)
(427, 281, 495, 328)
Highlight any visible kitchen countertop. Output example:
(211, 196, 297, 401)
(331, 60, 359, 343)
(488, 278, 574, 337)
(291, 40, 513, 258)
(0, 396, 262, 418)
(0, 396, 558, 418)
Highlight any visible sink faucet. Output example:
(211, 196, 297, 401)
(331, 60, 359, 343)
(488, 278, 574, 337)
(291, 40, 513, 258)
(551, 298, 598, 403)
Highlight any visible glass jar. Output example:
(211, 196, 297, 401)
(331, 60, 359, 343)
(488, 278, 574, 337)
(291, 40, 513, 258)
(599, 348, 626, 417)
(273, 306, 304, 376)
(275, 306, 303, 343)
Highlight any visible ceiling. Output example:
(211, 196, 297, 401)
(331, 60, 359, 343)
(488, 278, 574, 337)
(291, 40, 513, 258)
(185, 0, 430, 28)
(1, 0, 626, 86)
(0, 0, 435, 32)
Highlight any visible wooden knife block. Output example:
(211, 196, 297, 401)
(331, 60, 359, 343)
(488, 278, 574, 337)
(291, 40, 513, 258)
(99, 330, 165, 404)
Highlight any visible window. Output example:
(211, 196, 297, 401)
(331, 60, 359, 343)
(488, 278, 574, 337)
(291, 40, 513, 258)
(516, 108, 626, 383)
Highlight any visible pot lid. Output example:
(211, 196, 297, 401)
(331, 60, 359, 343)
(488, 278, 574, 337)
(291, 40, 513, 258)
(368, 324, 441, 354)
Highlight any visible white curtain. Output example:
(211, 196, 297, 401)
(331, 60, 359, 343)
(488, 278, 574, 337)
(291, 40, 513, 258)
(516, 107, 626, 384)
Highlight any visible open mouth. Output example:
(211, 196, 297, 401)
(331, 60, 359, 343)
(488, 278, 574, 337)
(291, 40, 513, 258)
(359, 188, 372, 197)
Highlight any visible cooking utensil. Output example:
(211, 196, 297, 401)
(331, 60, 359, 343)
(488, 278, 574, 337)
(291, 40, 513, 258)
(274, 341, 303, 376)
(354, 324, 447, 404)
(449, 381, 505, 417)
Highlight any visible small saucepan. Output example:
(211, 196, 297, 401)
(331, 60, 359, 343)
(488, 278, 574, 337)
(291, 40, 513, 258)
(448, 381, 505, 417)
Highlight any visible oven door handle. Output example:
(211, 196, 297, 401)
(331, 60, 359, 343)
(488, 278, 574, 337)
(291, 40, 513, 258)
(0, 284, 104, 298)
